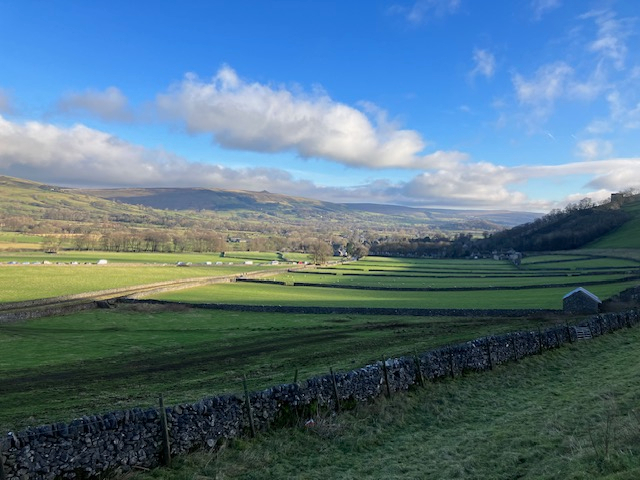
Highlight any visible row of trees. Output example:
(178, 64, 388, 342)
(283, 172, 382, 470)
(62, 229, 371, 261)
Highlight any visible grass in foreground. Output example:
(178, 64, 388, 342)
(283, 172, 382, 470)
(132, 324, 640, 480)
(0, 305, 566, 432)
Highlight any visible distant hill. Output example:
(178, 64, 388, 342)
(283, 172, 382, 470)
(78, 186, 540, 231)
(0, 175, 540, 238)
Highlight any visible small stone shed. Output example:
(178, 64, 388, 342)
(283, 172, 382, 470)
(563, 287, 602, 314)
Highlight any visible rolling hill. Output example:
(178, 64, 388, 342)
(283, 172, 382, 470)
(0, 175, 539, 237)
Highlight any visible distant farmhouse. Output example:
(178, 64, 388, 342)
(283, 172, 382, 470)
(563, 287, 601, 314)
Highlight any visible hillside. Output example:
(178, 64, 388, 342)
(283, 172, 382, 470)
(0, 176, 540, 242)
(476, 194, 640, 252)
(585, 197, 640, 249)
(78, 186, 539, 231)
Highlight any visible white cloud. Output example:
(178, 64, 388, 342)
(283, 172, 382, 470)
(513, 62, 573, 107)
(2, 113, 640, 213)
(512, 62, 573, 124)
(0, 114, 408, 202)
(57, 86, 133, 122)
(580, 9, 633, 70)
(156, 65, 467, 170)
(531, 0, 561, 21)
(0, 89, 14, 114)
(469, 48, 496, 79)
(575, 139, 613, 160)
(511, 7, 637, 132)
(586, 89, 640, 133)
(402, 162, 531, 208)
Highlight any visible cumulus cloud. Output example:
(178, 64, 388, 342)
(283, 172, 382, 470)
(469, 48, 496, 79)
(57, 86, 133, 122)
(401, 162, 535, 209)
(0, 114, 396, 202)
(156, 66, 467, 170)
(398, 156, 640, 210)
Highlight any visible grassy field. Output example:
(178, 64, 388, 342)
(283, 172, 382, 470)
(1, 251, 639, 467)
(132, 324, 640, 480)
(0, 232, 45, 250)
(0, 305, 566, 432)
(0, 249, 289, 265)
(587, 200, 640, 250)
(150, 254, 640, 310)
(0, 263, 285, 303)
(152, 281, 640, 309)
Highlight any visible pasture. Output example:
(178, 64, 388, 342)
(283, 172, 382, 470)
(134, 323, 640, 480)
(1, 252, 639, 434)
(151, 254, 640, 310)
(0, 306, 563, 432)
(0, 263, 281, 303)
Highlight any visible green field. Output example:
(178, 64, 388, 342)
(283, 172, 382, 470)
(587, 200, 640, 250)
(0, 305, 565, 432)
(133, 325, 640, 480)
(2, 250, 640, 480)
(150, 254, 640, 310)
(0, 263, 284, 303)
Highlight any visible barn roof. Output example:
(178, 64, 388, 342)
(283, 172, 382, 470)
(563, 287, 601, 303)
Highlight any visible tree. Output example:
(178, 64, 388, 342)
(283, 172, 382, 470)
(42, 236, 62, 254)
(307, 240, 333, 264)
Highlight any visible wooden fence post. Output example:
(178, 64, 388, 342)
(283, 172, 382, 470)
(566, 323, 573, 343)
(538, 327, 544, 354)
(158, 394, 172, 468)
(413, 352, 424, 386)
(243, 376, 256, 437)
(448, 349, 455, 378)
(330, 367, 341, 411)
(485, 338, 493, 370)
(381, 358, 392, 397)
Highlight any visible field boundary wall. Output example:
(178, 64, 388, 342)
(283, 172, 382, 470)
(118, 298, 560, 317)
(1, 309, 638, 479)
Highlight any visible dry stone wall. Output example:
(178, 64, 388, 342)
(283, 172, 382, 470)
(1, 309, 638, 479)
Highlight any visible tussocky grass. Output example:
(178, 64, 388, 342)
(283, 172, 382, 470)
(131, 323, 640, 480)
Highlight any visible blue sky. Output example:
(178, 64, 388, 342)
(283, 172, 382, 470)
(0, 0, 639, 212)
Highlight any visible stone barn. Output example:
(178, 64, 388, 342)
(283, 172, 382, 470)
(563, 287, 601, 314)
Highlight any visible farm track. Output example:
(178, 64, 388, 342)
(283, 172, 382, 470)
(0, 266, 303, 320)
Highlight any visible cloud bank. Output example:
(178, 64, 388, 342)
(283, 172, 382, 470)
(2, 114, 639, 212)
(57, 87, 133, 122)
